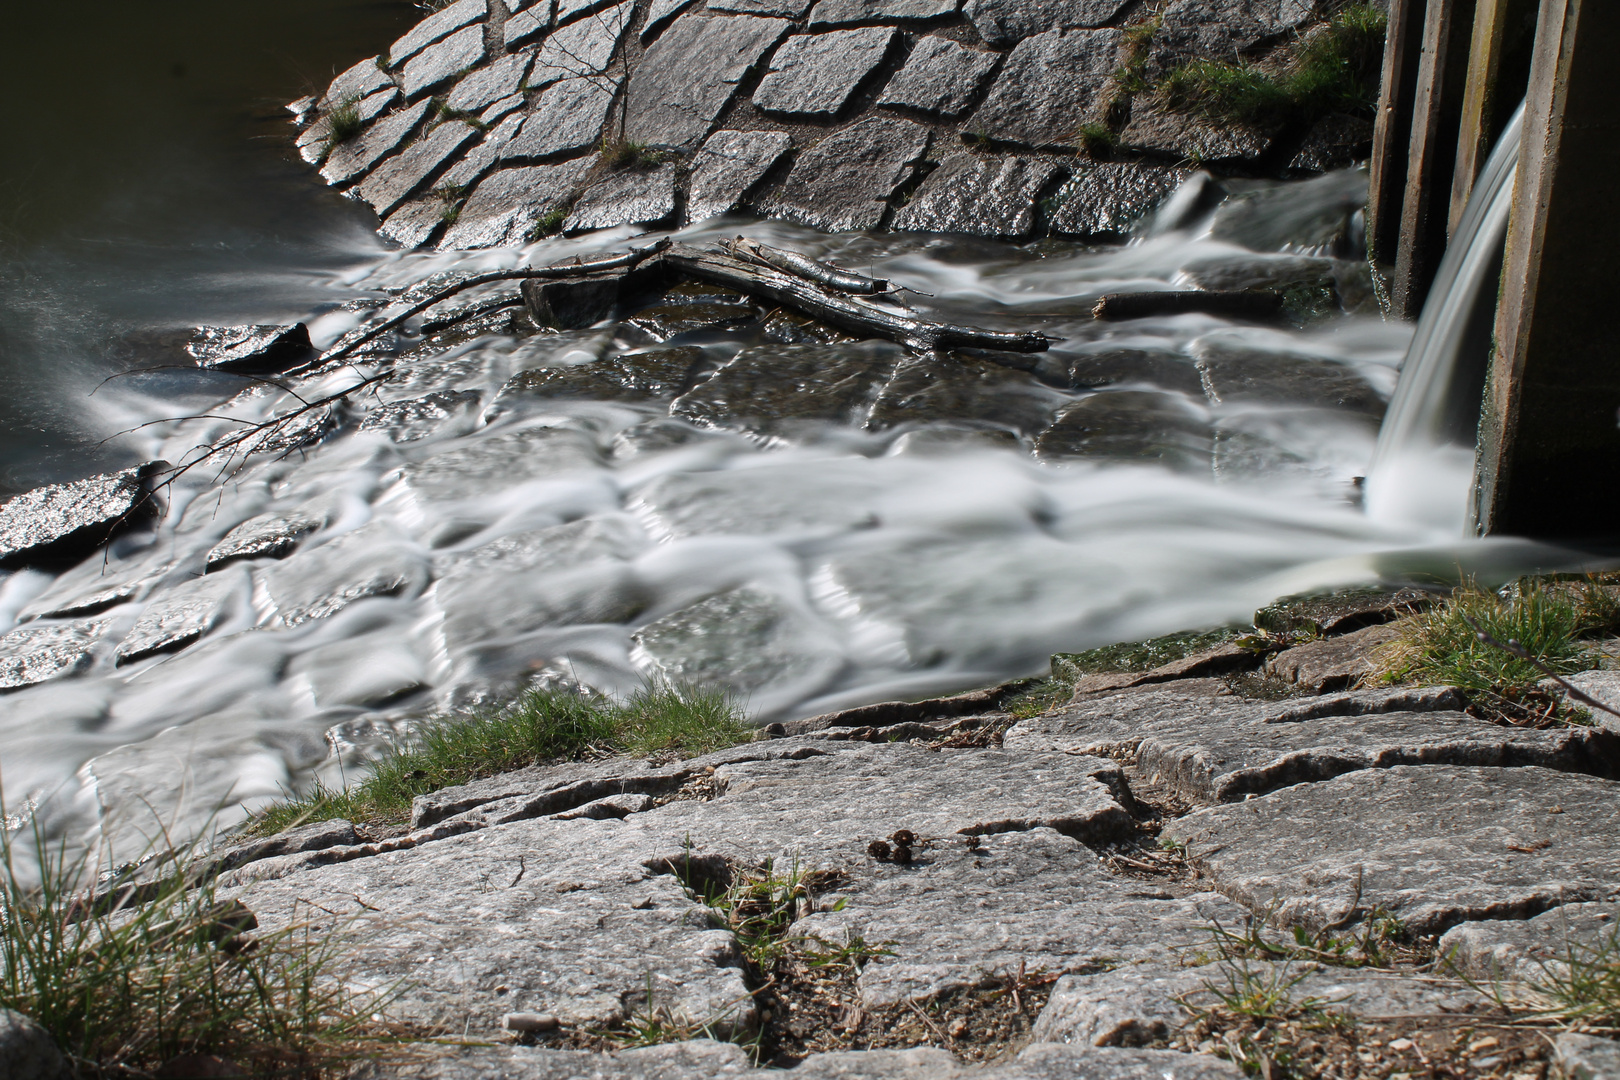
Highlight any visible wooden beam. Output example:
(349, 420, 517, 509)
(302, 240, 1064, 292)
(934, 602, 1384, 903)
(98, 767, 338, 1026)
(1446, 0, 1539, 237)
(1368, 0, 1430, 273)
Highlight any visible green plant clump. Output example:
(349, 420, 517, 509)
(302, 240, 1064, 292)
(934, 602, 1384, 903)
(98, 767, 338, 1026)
(246, 683, 752, 836)
(325, 97, 364, 146)
(0, 825, 391, 1077)
(599, 139, 674, 172)
(531, 205, 570, 239)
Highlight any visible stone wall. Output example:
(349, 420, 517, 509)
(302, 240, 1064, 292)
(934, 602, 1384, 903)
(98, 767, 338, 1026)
(287, 0, 1378, 249)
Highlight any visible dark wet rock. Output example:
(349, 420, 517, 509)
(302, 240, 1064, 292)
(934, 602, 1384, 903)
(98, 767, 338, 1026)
(491, 348, 706, 411)
(1254, 585, 1432, 640)
(205, 511, 326, 572)
(0, 618, 112, 691)
(1048, 162, 1190, 237)
(210, 400, 343, 460)
(297, 87, 399, 165)
(1555, 1033, 1620, 1080)
(446, 50, 533, 114)
(622, 14, 792, 148)
(1063, 642, 1261, 698)
(520, 274, 622, 329)
(502, 0, 552, 48)
(671, 341, 902, 433)
(380, 196, 452, 250)
(755, 117, 929, 232)
(502, 78, 621, 161)
(389, 0, 487, 67)
(401, 24, 488, 100)
(966, 0, 1129, 46)
(759, 309, 853, 344)
(440, 160, 594, 248)
(356, 120, 481, 218)
(1163, 765, 1620, 935)
(869, 352, 1069, 437)
(624, 302, 756, 341)
(875, 36, 998, 118)
(321, 100, 432, 186)
(1192, 341, 1384, 417)
(0, 463, 165, 571)
(392, 426, 602, 505)
(1442, 902, 1620, 982)
(1120, 101, 1278, 163)
(261, 523, 431, 628)
(642, 0, 698, 41)
(1263, 622, 1399, 692)
(886, 423, 1022, 453)
(1291, 113, 1374, 173)
(564, 164, 679, 233)
(1147, 0, 1319, 80)
(1036, 390, 1211, 472)
(810, 0, 958, 26)
(186, 324, 314, 374)
(321, 56, 392, 110)
(358, 390, 482, 443)
(0, 1008, 70, 1080)
(753, 27, 899, 119)
(892, 152, 1062, 238)
(1063, 347, 1205, 396)
(114, 570, 245, 666)
(1208, 169, 1369, 254)
(685, 130, 791, 224)
(710, 0, 811, 16)
(528, 1, 634, 88)
(1179, 253, 1335, 294)
(968, 29, 1122, 149)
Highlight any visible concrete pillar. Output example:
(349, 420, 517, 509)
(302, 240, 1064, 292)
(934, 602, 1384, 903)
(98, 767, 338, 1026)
(1368, 0, 1429, 272)
(1474, 0, 1620, 538)
(1446, 0, 1538, 237)
(1390, 0, 1479, 319)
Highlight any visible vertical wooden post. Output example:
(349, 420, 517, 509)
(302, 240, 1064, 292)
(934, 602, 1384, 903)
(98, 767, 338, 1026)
(1446, 0, 1538, 236)
(1474, 0, 1620, 538)
(1390, 0, 1479, 319)
(1368, 0, 1429, 272)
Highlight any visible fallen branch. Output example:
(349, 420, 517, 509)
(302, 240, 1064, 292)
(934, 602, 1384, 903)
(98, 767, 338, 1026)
(662, 243, 1050, 353)
(724, 237, 890, 295)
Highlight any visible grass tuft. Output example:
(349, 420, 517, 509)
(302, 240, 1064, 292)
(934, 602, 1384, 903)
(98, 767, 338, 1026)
(599, 139, 674, 172)
(243, 683, 752, 837)
(531, 205, 570, 240)
(0, 821, 394, 1077)
(326, 97, 364, 146)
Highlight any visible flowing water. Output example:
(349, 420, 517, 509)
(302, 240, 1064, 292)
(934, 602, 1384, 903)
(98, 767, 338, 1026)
(0, 25, 1585, 863)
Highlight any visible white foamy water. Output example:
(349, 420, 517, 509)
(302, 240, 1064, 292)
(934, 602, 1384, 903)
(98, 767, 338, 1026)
(0, 173, 1581, 862)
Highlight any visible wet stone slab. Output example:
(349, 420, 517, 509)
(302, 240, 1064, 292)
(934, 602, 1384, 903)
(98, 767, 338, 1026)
(1191, 342, 1384, 418)
(355, 120, 481, 218)
(968, 29, 1121, 148)
(205, 510, 325, 571)
(1035, 390, 1212, 472)
(891, 153, 1062, 238)
(1163, 765, 1620, 935)
(684, 130, 792, 224)
(1048, 163, 1189, 237)
(965, 0, 1129, 46)
(868, 352, 1070, 438)
(389, 0, 487, 67)
(622, 14, 792, 148)
(379, 197, 452, 250)
(1291, 113, 1375, 173)
(752, 27, 899, 119)
(401, 24, 488, 100)
(0, 618, 113, 690)
(623, 302, 757, 342)
(0, 464, 164, 570)
(114, 568, 247, 666)
(1063, 347, 1206, 396)
(1120, 103, 1277, 165)
(358, 390, 483, 443)
(440, 160, 595, 248)
(809, 0, 959, 27)
(755, 117, 929, 232)
(528, 1, 634, 88)
(502, 77, 622, 161)
(260, 523, 431, 628)
(670, 341, 902, 433)
(389, 425, 603, 505)
(321, 100, 431, 186)
(186, 324, 313, 374)
(875, 36, 999, 118)
(564, 164, 679, 233)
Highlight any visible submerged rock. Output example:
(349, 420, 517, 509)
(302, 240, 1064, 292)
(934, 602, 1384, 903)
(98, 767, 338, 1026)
(0, 463, 166, 570)
(875, 35, 1000, 118)
(0, 617, 113, 691)
(260, 523, 431, 628)
(357, 390, 483, 443)
(489, 347, 706, 407)
(869, 351, 1069, 438)
(671, 341, 902, 434)
(186, 324, 314, 374)
(1047, 162, 1189, 238)
(114, 568, 247, 666)
(1036, 390, 1212, 472)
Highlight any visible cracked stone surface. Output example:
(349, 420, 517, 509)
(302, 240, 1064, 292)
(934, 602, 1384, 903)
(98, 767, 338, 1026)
(964, 0, 1128, 46)
(1048, 163, 1189, 237)
(875, 36, 999, 118)
(809, 0, 959, 27)
(1441, 902, 1620, 982)
(892, 153, 1062, 238)
(968, 29, 1121, 148)
(643, 0, 699, 40)
(753, 28, 899, 119)
(440, 160, 595, 248)
(389, 0, 487, 66)
(321, 100, 431, 186)
(114, 567, 248, 666)
(755, 117, 929, 232)
(528, 1, 634, 88)
(1164, 765, 1620, 936)
(0, 617, 113, 691)
(446, 50, 533, 114)
(709, 0, 812, 16)
(321, 56, 393, 110)
(503, 77, 622, 160)
(622, 14, 791, 148)
(0, 464, 163, 570)
(1555, 1033, 1620, 1080)
(356, 120, 481, 218)
(685, 130, 792, 223)
(401, 24, 488, 100)
(1263, 622, 1399, 692)
(565, 164, 679, 232)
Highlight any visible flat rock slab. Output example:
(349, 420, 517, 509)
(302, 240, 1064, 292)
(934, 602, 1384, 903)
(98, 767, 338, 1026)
(0, 463, 164, 570)
(892, 153, 1062, 238)
(685, 130, 791, 223)
(1164, 765, 1620, 935)
(322, 100, 432, 186)
(1440, 902, 1620, 982)
(670, 341, 901, 433)
(1147, 0, 1316, 79)
(965, 0, 1128, 46)
(322, 56, 393, 109)
(1048, 163, 1188, 237)
(809, 0, 958, 26)
(1121, 103, 1276, 164)
(755, 117, 929, 232)
(623, 14, 791, 148)
(1555, 1033, 1620, 1080)
(446, 51, 533, 114)
(187, 324, 314, 373)
(752, 28, 898, 118)
(528, 1, 634, 87)
(1263, 622, 1399, 692)
(503, 77, 622, 161)
(968, 29, 1120, 149)
(401, 24, 488, 100)
(565, 164, 679, 232)
(356, 120, 481, 217)
(389, 0, 487, 67)
(205, 510, 325, 571)
(0, 617, 113, 690)
(440, 160, 595, 248)
(1035, 390, 1211, 472)
(876, 36, 999, 118)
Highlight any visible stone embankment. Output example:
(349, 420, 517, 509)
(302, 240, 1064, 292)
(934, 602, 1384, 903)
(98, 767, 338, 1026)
(288, 0, 1375, 248)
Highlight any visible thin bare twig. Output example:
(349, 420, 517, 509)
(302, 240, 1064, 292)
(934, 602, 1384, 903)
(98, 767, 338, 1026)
(1458, 613, 1620, 721)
